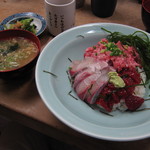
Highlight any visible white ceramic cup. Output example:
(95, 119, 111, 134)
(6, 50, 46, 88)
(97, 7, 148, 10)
(45, 0, 75, 36)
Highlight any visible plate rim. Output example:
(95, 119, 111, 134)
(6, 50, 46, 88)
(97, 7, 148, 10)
(0, 12, 46, 36)
(35, 22, 150, 141)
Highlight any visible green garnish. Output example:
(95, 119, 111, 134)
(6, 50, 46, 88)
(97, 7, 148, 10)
(43, 70, 57, 78)
(68, 58, 72, 62)
(99, 110, 113, 117)
(2, 43, 19, 56)
(93, 46, 96, 49)
(66, 70, 73, 85)
(135, 108, 150, 112)
(84, 101, 95, 109)
(105, 42, 123, 56)
(101, 27, 150, 81)
(99, 41, 123, 56)
(76, 35, 85, 39)
(144, 98, 150, 101)
(100, 49, 106, 53)
(68, 91, 78, 100)
(68, 67, 72, 70)
(87, 84, 93, 95)
(4, 18, 37, 34)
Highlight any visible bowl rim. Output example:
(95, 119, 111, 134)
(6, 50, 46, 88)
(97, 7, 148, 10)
(0, 29, 41, 73)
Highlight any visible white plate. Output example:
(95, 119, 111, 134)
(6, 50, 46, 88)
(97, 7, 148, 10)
(35, 23, 150, 141)
(0, 12, 46, 36)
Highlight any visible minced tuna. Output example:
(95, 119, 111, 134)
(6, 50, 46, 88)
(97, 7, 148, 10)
(84, 38, 141, 71)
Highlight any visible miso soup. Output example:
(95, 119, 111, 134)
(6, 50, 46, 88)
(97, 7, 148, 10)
(0, 37, 38, 71)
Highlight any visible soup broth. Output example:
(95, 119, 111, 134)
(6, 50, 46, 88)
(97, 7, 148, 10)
(0, 37, 38, 71)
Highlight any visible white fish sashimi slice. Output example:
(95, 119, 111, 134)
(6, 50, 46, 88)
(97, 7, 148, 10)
(73, 61, 108, 88)
(85, 67, 114, 104)
(75, 73, 101, 100)
(73, 68, 93, 88)
(69, 57, 95, 77)
(69, 57, 108, 77)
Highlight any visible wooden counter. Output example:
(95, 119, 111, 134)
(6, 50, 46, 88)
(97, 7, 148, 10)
(0, 0, 150, 150)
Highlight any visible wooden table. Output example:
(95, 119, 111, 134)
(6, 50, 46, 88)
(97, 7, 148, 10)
(0, 0, 150, 150)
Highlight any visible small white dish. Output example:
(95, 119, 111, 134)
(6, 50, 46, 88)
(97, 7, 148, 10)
(0, 12, 46, 36)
